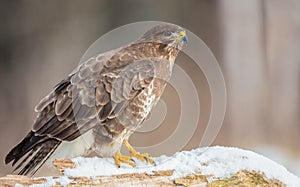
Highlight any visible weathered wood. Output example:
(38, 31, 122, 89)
(0, 158, 208, 187)
(53, 158, 76, 174)
(0, 157, 286, 187)
(0, 175, 46, 186)
(0, 171, 208, 187)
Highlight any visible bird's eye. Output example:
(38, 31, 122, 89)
(163, 31, 172, 36)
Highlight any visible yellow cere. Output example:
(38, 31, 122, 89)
(180, 31, 185, 36)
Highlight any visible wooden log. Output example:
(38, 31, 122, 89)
(53, 159, 76, 174)
(0, 159, 208, 186)
(0, 171, 208, 187)
(0, 147, 289, 187)
(0, 175, 46, 186)
(0, 158, 209, 186)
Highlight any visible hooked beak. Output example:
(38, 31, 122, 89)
(168, 30, 188, 49)
(179, 31, 188, 43)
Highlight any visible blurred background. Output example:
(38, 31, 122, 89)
(0, 0, 299, 177)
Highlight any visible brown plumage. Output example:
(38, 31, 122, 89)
(5, 23, 187, 176)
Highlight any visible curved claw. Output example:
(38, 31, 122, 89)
(130, 158, 136, 163)
(145, 156, 156, 166)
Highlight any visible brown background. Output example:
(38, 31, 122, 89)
(0, 0, 299, 176)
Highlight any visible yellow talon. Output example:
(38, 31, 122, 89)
(114, 140, 155, 167)
(114, 151, 135, 167)
(123, 140, 154, 165)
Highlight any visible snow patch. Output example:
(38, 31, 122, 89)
(14, 176, 71, 187)
(17, 146, 300, 187)
(63, 146, 300, 186)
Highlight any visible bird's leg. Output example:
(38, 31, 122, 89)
(114, 150, 135, 167)
(123, 140, 154, 165)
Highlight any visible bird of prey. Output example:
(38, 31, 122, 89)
(5, 23, 187, 176)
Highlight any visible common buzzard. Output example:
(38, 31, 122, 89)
(5, 23, 187, 176)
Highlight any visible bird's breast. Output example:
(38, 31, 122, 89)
(130, 79, 166, 125)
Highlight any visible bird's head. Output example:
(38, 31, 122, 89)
(138, 23, 188, 50)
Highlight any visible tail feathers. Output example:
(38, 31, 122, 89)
(18, 139, 61, 176)
(5, 131, 61, 176)
(5, 131, 45, 165)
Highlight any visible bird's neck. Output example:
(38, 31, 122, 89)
(132, 42, 180, 61)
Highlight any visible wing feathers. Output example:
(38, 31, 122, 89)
(98, 102, 113, 121)
(96, 82, 110, 105)
(53, 123, 79, 140)
(57, 103, 73, 121)
(34, 92, 56, 113)
(55, 94, 72, 116)
(6, 47, 158, 176)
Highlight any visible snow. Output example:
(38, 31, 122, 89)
(15, 176, 71, 187)
(64, 146, 300, 186)
(253, 145, 300, 178)
(18, 146, 300, 187)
